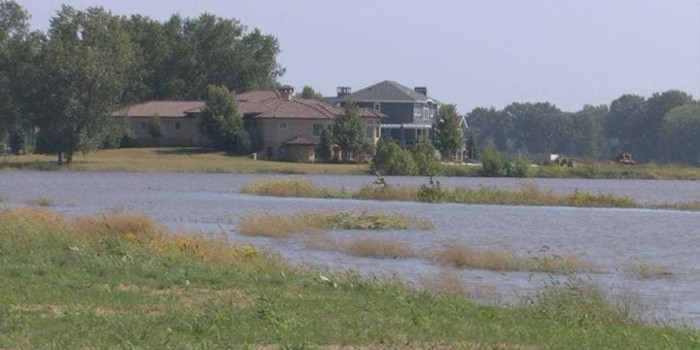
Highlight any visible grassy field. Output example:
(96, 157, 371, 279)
(241, 179, 700, 211)
(0, 148, 368, 174)
(1, 207, 697, 349)
(2, 147, 700, 179)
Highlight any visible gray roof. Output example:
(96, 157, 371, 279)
(342, 80, 437, 103)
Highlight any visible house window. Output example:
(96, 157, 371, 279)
(174, 122, 181, 130)
(140, 122, 147, 130)
(365, 122, 374, 138)
(279, 122, 288, 129)
(373, 102, 381, 112)
(312, 123, 324, 137)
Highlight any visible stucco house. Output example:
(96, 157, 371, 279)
(116, 86, 384, 162)
(327, 80, 440, 147)
(113, 100, 209, 147)
(239, 86, 384, 161)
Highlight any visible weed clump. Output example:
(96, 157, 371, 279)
(237, 210, 432, 237)
(344, 237, 415, 259)
(521, 276, 634, 326)
(432, 243, 592, 274)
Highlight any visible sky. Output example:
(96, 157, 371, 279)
(20, 0, 700, 112)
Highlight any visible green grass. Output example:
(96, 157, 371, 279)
(242, 179, 700, 211)
(0, 147, 368, 175)
(0, 207, 697, 349)
(2, 147, 699, 180)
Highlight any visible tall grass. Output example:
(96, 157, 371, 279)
(237, 209, 432, 237)
(521, 276, 635, 326)
(0, 208, 696, 349)
(242, 179, 659, 210)
(344, 237, 416, 259)
(431, 243, 595, 274)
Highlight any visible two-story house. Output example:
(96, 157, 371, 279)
(328, 80, 440, 147)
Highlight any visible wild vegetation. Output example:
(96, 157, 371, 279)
(1, 207, 697, 349)
(239, 178, 700, 211)
(431, 243, 595, 274)
(237, 210, 432, 237)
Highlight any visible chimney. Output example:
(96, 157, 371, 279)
(337, 86, 351, 98)
(414, 86, 427, 96)
(279, 85, 294, 101)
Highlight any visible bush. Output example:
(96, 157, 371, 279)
(411, 140, 440, 175)
(8, 127, 25, 155)
(147, 117, 164, 138)
(480, 145, 509, 177)
(417, 176, 446, 202)
(371, 140, 417, 175)
(480, 145, 530, 178)
(511, 155, 531, 177)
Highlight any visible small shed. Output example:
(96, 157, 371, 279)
(283, 135, 316, 162)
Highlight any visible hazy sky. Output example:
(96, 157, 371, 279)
(21, 0, 700, 112)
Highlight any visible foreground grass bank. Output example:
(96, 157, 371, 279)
(2, 147, 700, 180)
(241, 179, 700, 211)
(1, 208, 697, 349)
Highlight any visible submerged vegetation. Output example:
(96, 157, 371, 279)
(237, 210, 432, 237)
(1, 207, 696, 349)
(432, 243, 595, 274)
(240, 178, 699, 210)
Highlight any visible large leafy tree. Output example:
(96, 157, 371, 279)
(0, 0, 38, 152)
(199, 84, 250, 155)
(640, 90, 693, 161)
(433, 104, 462, 158)
(570, 105, 606, 158)
(466, 107, 513, 152)
(604, 94, 646, 155)
(506, 102, 569, 155)
(333, 101, 364, 161)
(35, 6, 134, 164)
(658, 103, 700, 166)
(120, 13, 283, 101)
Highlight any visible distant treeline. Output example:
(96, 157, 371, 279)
(0, 1, 282, 161)
(466, 92, 699, 165)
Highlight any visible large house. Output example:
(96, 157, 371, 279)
(327, 80, 440, 147)
(115, 86, 384, 162)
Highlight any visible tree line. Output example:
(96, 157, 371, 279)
(0, 1, 282, 162)
(466, 90, 699, 165)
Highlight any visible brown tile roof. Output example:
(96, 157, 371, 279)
(113, 100, 205, 118)
(237, 90, 280, 102)
(247, 98, 343, 120)
(116, 91, 386, 121)
(240, 91, 386, 120)
(283, 135, 316, 145)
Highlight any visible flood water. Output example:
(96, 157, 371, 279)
(1, 171, 699, 326)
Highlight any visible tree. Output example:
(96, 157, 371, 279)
(371, 139, 416, 175)
(299, 85, 323, 100)
(658, 103, 700, 166)
(35, 6, 134, 164)
(318, 127, 333, 162)
(570, 105, 606, 158)
(605, 94, 646, 155)
(0, 0, 32, 148)
(466, 107, 513, 152)
(641, 90, 693, 161)
(199, 84, 246, 154)
(147, 117, 164, 138)
(410, 139, 439, 175)
(433, 104, 462, 159)
(333, 101, 364, 161)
